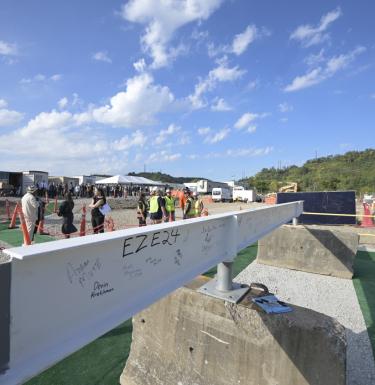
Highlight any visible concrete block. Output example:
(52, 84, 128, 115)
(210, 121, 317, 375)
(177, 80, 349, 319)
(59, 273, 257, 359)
(257, 224, 359, 279)
(120, 277, 346, 385)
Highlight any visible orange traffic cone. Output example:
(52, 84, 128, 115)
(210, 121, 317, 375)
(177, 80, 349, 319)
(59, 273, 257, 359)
(8, 202, 19, 229)
(18, 209, 31, 246)
(79, 204, 86, 236)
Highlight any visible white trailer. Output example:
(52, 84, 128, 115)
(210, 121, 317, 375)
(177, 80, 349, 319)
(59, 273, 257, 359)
(212, 187, 233, 202)
(183, 182, 198, 192)
(197, 179, 231, 194)
(233, 188, 256, 203)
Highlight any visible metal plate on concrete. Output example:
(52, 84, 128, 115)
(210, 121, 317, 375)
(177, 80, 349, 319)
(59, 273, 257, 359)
(197, 279, 250, 303)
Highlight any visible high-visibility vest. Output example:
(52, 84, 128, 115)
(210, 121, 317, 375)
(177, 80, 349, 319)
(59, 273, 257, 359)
(194, 199, 202, 215)
(185, 197, 195, 217)
(164, 196, 175, 212)
(149, 196, 159, 214)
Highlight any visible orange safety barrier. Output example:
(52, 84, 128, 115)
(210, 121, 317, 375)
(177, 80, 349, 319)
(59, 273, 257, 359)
(105, 217, 115, 232)
(8, 202, 20, 229)
(18, 208, 31, 246)
(264, 194, 277, 205)
(5, 199, 11, 220)
(201, 196, 213, 205)
(79, 204, 86, 236)
(201, 208, 209, 216)
(361, 203, 375, 228)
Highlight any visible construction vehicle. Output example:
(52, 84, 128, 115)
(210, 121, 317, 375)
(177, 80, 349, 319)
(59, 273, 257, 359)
(279, 182, 298, 193)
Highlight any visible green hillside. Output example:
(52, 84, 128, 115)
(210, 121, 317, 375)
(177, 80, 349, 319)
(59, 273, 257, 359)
(242, 149, 375, 194)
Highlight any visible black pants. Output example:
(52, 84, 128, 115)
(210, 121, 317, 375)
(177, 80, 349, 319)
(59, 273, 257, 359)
(92, 215, 104, 233)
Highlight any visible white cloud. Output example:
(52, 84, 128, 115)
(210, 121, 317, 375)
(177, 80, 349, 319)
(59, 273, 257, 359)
(290, 8, 342, 47)
(232, 25, 258, 55)
(234, 112, 259, 129)
(122, 0, 223, 68)
(305, 49, 326, 67)
(203, 146, 274, 159)
(204, 127, 230, 144)
(93, 51, 112, 63)
(189, 60, 246, 109)
(0, 40, 18, 56)
(92, 73, 174, 127)
(198, 127, 211, 135)
(178, 133, 191, 145)
(50, 74, 62, 81)
(278, 102, 294, 113)
(58, 97, 69, 109)
(0, 109, 147, 174)
(211, 97, 232, 111)
(0, 99, 8, 109)
(133, 58, 147, 72)
(20, 73, 62, 84)
(246, 125, 256, 133)
(285, 46, 366, 92)
(112, 130, 147, 150)
(155, 123, 180, 144)
(226, 146, 273, 157)
(147, 150, 181, 162)
(0, 108, 24, 127)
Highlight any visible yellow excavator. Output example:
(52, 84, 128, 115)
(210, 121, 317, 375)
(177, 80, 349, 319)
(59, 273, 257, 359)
(278, 182, 298, 193)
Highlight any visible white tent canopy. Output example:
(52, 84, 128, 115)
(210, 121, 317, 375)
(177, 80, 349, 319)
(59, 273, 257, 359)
(95, 175, 164, 186)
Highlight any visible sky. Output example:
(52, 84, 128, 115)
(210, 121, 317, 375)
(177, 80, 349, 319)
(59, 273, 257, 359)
(0, 0, 374, 181)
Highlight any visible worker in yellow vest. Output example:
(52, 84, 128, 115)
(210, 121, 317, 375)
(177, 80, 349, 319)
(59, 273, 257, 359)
(183, 189, 195, 219)
(164, 189, 175, 222)
(192, 191, 203, 217)
(149, 187, 167, 224)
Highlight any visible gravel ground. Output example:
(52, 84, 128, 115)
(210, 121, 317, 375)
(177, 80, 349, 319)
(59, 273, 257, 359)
(234, 262, 375, 385)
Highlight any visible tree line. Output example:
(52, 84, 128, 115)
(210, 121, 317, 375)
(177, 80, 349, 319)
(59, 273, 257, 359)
(240, 149, 375, 194)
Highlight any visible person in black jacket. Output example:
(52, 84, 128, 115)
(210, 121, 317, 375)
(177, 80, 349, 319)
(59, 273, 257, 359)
(89, 187, 106, 234)
(58, 192, 77, 239)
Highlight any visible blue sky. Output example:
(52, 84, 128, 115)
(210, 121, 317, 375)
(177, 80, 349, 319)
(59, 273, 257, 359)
(0, 0, 374, 181)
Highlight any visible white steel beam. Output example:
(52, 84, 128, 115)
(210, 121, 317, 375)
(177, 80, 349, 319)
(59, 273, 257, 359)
(0, 201, 302, 385)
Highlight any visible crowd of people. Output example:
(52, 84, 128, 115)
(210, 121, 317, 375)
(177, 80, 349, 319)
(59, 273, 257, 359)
(137, 187, 204, 226)
(20, 184, 205, 244)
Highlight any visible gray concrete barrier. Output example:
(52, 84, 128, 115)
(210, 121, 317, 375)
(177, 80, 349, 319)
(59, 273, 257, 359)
(257, 224, 359, 279)
(120, 277, 346, 385)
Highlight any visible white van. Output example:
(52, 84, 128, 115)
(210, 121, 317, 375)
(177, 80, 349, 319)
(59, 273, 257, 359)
(212, 187, 233, 202)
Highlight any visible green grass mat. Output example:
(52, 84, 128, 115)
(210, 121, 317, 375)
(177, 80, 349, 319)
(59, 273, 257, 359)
(353, 250, 375, 356)
(0, 226, 55, 246)
(25, 320, 133, 385)
(204, 243, 258, 278)
(24, 244, 257, 385)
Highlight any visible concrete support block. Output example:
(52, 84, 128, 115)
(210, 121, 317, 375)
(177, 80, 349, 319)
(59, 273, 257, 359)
(257, 225, 359, 279)
(120, 277, 346, 385)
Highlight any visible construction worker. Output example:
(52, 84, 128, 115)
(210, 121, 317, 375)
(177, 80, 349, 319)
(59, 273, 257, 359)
(164, 189, 175, 222)
(149, 187, 167, 224)
(183, 189, 195, 219)
(193, 191, 204, 217)
(137, 192, 148, 226)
